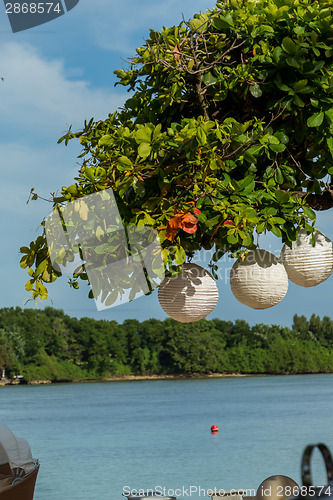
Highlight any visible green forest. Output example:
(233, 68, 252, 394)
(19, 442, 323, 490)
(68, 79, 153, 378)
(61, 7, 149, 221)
(1, 307, 333, 382)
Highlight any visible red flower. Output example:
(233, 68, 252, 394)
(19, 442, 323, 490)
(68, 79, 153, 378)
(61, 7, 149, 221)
(165, 211, 199, 240)
(180, 212, 199, 234)
(173, 45, 181, 61)
(223, 219, 234, 227)
(166, 214, 183, 241)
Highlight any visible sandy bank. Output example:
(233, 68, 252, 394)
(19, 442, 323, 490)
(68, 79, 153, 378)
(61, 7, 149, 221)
(1, 370, 331, 386)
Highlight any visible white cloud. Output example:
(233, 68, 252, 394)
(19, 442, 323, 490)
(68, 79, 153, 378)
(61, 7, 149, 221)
(75, 0, 212, 55)
(0, 40, 129, 311)
(0, 141, 82, 217)
(0, 40, 128, 223)
(0, 41, 127, 137)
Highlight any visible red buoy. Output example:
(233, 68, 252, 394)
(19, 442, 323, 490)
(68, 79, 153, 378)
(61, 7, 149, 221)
(211, 425, 219, 433)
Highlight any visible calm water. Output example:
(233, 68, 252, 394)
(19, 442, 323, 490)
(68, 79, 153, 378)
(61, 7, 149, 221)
(0, 374, 333, 500)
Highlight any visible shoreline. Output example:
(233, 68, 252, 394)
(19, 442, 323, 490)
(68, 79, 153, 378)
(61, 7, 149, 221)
(1, 370, 332, 386)
(0, 372, 250, 386)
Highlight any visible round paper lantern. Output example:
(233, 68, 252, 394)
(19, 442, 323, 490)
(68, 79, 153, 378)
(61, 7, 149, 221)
(158, 263, 219, 323)
(230, 249, 288, 309)
(257, 475, 299, 500)
(280, 229, 333, 287)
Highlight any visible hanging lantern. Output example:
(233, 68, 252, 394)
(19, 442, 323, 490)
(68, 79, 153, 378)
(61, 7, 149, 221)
(280, 229, 333, 287)
(230, 249, 288, 309)
(158, 263, 219, 323)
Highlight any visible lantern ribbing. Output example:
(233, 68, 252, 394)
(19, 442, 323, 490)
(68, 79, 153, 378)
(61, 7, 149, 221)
(158, 263, 219, 323)
(280, 229, 333, 287)
(230, 249, 288, 309)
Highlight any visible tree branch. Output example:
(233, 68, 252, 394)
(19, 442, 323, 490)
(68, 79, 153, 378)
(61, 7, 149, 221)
(195, 75, 210, 121)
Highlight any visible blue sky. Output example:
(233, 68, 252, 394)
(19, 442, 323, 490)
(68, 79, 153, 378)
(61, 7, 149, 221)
(0, 0, 332, 327)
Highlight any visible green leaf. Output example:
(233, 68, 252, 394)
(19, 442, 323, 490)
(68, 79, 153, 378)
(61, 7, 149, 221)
(284, 175, 297, 187)
(105, 289, 119, 306)
(269, 143, 286, 152)
(274, 168, 284, 184)
(96, 226, 104, 241)
(212, 249, 225, 262)
(152, 123, 162, 140)
(249, 84, 262, 98)
(118, 156, 133, 167)
(212, 13, 234, 30)
(238, 230, 252, 246)
(304, 222, 313, 233)
(95, 243, 112, 255)
(274, 79, 291, 92)
(237, 175, 255, 194)
(227, 233, 239, 244)
(25, 280, 34, 292)
(271, 217, 285, 224)
(20, 246, 30, 254)
(275, 190, 289, 203)
(303, 206, 316, 221)
(35, 259, 47, 276)
(266, 207, 278, 216)
(36, 280, 48, 300)
(209, 159, 219, 172)
(293, 79, 308, 92)
(20, 255, 29, 269)
(143, 213, 155, 225)
(247, 144, 264, 156)
(284, 225, 297, 241)
(282, 37, 296, 55)
(261, 134, 279, 145)
(307, 111, 324, 127)
(270, 225, 282, 237)
(98, 135, 113, 147)
(99, 190, 111, 201)
(261, 24, 274, 33)
(286, 57, 300, 68)
(325, 109, 333, 124)
(196, 128, 207, 146)
(243, 151, 256, 163)
(256, 222, 266, 233)
(275, 132, 289, 144)
(42, 267, 53, 282)
(202, 71, 218, 86)
(190, 14, 209, 32)
(272, 46, 283, 64)
(293, 95, 305, 107)
(135, 126, 152, 143)
(132, 178, 146, 197)
(84, 167, 95, 182)
(174, 246, 186, 265)
(222, 160, 235, 172)
(138, 142, 152, 158)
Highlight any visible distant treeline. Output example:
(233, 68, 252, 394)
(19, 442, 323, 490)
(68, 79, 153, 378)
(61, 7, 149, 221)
(1, 307, 333, 382)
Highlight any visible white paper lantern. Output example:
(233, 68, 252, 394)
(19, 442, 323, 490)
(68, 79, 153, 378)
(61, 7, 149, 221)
(230, 249, 288, 309)
(280, 229, 333, 287)
(158, 263, 219, 323)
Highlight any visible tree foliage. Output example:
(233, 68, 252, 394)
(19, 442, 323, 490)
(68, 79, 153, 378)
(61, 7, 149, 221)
(0, 307, 333, 381)
(21, 0, 333, 302)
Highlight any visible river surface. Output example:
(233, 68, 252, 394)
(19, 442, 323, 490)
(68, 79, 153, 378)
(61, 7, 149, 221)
(0, 374, 333, 500)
